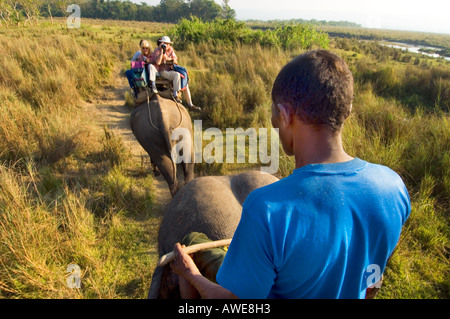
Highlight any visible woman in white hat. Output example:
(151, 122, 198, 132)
(150, 36, 200, 111)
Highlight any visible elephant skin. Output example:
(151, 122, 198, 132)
(131, 94, 194, 196)
(148, 171, 279, 299)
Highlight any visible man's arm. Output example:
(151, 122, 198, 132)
(151, 47, 164, 66)
(169, 49, 178, 65)
(170, 243, 239, 299)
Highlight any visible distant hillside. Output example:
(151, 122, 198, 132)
(245, 19, 361, 29)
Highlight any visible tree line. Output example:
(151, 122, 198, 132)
(0, 0, 236, 27)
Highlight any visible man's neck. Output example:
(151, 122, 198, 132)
(293, 123, 353, 169)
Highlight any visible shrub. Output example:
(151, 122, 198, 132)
(169, 17, 329, 50)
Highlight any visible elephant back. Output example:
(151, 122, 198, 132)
(154, 95, 192, 138)
(157, 171, 279, 255)
(151, 171, 278, 299)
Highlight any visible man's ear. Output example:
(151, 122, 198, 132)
(277, 104, 294, 126)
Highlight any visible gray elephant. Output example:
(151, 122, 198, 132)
(131, 94, 194, 196)
(148, 171, 279, 299)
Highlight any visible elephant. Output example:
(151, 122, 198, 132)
(147, 170, 279, 299)
(131, 94, 194, 197)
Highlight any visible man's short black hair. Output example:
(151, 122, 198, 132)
(272, 50, 354, 131)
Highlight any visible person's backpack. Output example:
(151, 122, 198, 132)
(131, 61, 148, 88)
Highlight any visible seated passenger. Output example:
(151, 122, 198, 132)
(150, 36, 200, 111)
(125, 40, 154, 96)
(136, 40, 159, 94)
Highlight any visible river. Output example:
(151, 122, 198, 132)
(380, 42, 450, 61)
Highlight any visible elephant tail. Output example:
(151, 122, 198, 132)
(157, 96, 179, 184)
(147, 265, 164, 299)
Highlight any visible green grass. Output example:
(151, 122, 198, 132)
(0, 19, 448, 299)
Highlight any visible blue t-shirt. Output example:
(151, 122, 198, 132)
(216, 158, 411, 299)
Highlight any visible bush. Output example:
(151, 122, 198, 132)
(169, 17, 329, 51)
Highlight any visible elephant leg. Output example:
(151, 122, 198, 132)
(150, 158, 161, 177)
(183, 162, 194, 184)
(182, 145, 195, 184)
(154, 154, 178, 196)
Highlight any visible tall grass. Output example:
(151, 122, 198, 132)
(183, 42, 294, 129)
(0, 32, 114, 167)
(0, 22, 161, 298)
(0, 161, 158, 298)
(0, 162, 96, 298)
(340, 38, 450, 112)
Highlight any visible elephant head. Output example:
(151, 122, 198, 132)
(131, 94, 194, 197)
(148, 171, 279, 299)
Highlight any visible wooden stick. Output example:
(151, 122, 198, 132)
(157, 238, 232, 267)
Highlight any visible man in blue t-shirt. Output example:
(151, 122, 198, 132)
(170, 50, 411, 299)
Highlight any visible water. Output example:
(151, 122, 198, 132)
(381, 42, 450, 61)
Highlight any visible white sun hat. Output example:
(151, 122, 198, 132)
(160, 36, 173, 44)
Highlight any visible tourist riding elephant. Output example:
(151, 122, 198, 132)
(131, 94, 194, 197)
(147, 171, 279, 299)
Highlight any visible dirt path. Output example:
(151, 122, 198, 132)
(92, 70, 172, 208)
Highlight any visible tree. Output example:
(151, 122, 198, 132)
(0, 0, 13, 28)
(22, 0, 43, 26)
(32, 0, 238, 24)
(45, 0, 55, 25)
(221, 0, 235, 20)
(6, 0, 21, 26)
(158, 0, 189, 23)
(55, 0, 69, 27)
(189, 0, 221, 21)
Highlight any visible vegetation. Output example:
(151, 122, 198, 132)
(246, 18, 362, 28)
(73, 0, 231, 23)
(0, 21, 162, 298)
(0, 17, 448, 299)
(168, 17, 330, 50)
(320, 25, 450, 51)
(0, 0, 235, 27)
(332, 38, 449, 112)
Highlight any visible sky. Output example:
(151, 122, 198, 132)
(142, 0, 450, 34)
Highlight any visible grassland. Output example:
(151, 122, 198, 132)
(0, 19, 448, 299)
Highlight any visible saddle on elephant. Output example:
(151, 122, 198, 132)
(133, 69, 180, 106)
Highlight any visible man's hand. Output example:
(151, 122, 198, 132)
(169, 243, 239, 299)
(159, 43, 167, 54)
(170, 243, 201, 278)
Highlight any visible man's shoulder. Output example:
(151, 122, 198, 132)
(361, 161, 407, 188)
(243, 175, 294, 209)
(244, 160, 407, 206)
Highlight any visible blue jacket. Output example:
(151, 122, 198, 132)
(173, 64, 189, 90)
